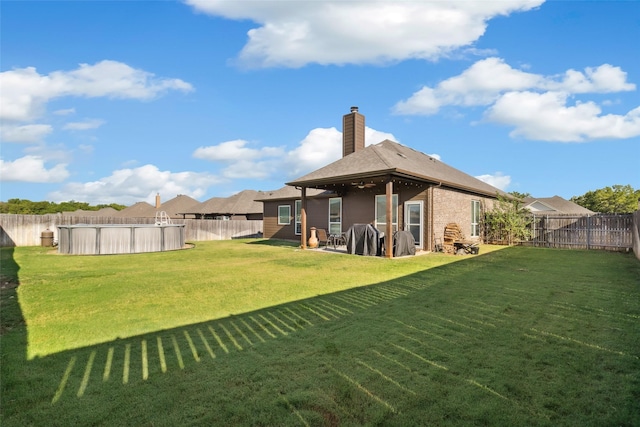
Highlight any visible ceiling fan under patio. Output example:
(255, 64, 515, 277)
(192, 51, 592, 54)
(351, 181, 376, 189)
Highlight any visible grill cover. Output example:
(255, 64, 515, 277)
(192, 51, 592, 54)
(393, 230, 416, 257)
(345, 224, 382, 256)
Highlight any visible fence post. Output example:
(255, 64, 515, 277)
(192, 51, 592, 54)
(587, 215, 591, 250)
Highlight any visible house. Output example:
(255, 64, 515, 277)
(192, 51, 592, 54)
(114, 201, 156, 218)
(115, 194, 200, 219)
(62, 207, 119, 217)
(183, 189, 264, 220)
(258, 107, 506, 257)
(523, 196, 594, 215)
(156, 194, 200, 219)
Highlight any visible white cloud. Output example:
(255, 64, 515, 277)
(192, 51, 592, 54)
(550, 64, 636, 93)
(0, 155, 69, 183)
(185, 0, 543, 68)
(0, 60, 194, 122)
(282, 126, 397, 176)
(192, 126, 398, 181)
(394, 58, 639, 142)
(63, 119, 105, 131)
(485, 91, 640, 142)
(284, 127, 343, 176)
(193, 139, 284, 161)
(53, 108, 76, 116)
(46, 164, 222, 205)
(475, 172, 511, 190)
(0, 124, 53, 143)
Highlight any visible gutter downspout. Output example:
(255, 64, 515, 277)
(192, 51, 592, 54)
(300, 187, 307, 249)
(429, 182, 442, 252)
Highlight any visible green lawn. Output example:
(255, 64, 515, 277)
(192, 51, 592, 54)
(1, 241, 639, 426)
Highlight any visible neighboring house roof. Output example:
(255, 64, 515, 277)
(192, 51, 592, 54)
(523, 196, 594, 215)
(286, 139, 505, 198)
(114, 202, 156, 218)
(63, 207, 119, 216)
(185, 190, 263, 215)
(159, 194, 200, 218)
(254, 186, 335, 202)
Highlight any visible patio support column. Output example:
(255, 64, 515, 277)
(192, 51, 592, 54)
(386, 179, 393, 258)
(301, 187, 307, 249)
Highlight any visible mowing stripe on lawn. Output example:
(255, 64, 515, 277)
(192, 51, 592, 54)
(219, 323, 243, 350)
(249, 316, 276, 338)
(460, 315, 497, 328)
(330, 366, 397, 414)
(355, 358, 416, 395)
(390, 343, 449, 371)
(122, 343, 131, 384)
(315, 299, 352, 315)
(171, 335, 185, 369)
(258, 313, 288, 336)
(141, 340, 149, 380)
(419, 311, 483, 332)
(267, 311, 296, 332)
(278, 309, 305, 329)
(395, 332, 456, 359)
(551, 302, 639, 321)
(466, 379, 509, 401)
(103, 346, 114, 380)
(197, 329, 216, 359)
(392, 319, 457, 344)
(332, 294, 370, 309)
(281, 395, 310, 427)
(230, 320, 254, 345)
(52, 356, 76, 404)
(184, 331, 200, 362)
(306, 302, 340, 319)
(157, 337, 167, 373)
(371, 349, 414, 372)
(284, 307, 314, 326)
(299, 303, 331, 321)
(334, 295, 371, 308)
(77, 351, 96, 397)
(529, 328, 639, 359)
(208, 325, 229, 353)
(239, 318, 266, 343)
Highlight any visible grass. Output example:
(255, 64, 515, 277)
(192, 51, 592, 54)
(1, 240, 639, 426)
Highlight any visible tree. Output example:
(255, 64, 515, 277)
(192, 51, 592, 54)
(509, 191, 531, 199)
(0, 199, 125, 214)
(570, 185, 640, 213)
(483, 193, 532, 245)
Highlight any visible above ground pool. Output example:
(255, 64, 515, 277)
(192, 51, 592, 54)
(57, 224, 186, 255)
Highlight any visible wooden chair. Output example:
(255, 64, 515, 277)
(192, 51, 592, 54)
(315, 228, 331, 248)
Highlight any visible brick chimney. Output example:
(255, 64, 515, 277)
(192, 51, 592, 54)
(155, 193, 161, 209)
(342, 106, 365, 157)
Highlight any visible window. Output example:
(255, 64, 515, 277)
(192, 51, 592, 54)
(374, 194, 398, 232)
(278, 205, 291, 225)
(328, 198, 342, 235)
(471, 200, 480, 237)
(294, 200, 302, 235)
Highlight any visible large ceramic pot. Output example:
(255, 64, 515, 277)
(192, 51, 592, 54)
(308, 227, 319, 248)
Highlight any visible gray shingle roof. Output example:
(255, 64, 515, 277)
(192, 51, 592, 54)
(286, 139, 504, 197)
(186, 190, 263, 215)
(62, 207, 119, 217)
(159, 194, 200, 218)
(114, 202, 156, 218)
(524, 196, 595, 215)
(254, 186, 335, 201)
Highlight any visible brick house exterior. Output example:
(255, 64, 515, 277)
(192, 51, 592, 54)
(258, 107, 504, 257)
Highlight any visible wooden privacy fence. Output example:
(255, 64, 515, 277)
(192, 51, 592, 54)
(0, 214, 263, 247)
(485, 213, 633, 251)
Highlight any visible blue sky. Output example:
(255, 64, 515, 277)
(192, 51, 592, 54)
(1, 0, 639, 206)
